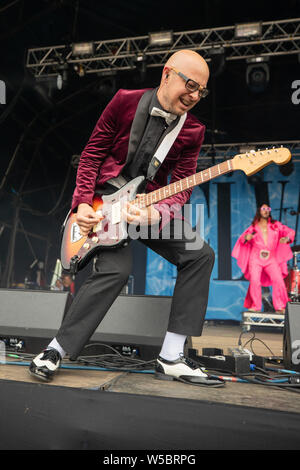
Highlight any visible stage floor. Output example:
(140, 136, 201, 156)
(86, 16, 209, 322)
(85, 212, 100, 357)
(1, 323, 299, 415)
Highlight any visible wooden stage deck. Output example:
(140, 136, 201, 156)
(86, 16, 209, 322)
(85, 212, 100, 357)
(1, 323, 299, 416)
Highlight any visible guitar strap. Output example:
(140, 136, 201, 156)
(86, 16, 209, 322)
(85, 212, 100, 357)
(146, 112, 186, 181)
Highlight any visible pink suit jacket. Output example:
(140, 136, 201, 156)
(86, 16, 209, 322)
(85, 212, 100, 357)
(71, 88, 206, 222)
(232, 220, 295, 286)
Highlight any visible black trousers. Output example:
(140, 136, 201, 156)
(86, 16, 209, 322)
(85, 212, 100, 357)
(56, 220, 215, 360)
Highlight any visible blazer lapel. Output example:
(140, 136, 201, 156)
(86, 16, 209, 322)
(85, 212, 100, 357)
(125, 89, 155, 165)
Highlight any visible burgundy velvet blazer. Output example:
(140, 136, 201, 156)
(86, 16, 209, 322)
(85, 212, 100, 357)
(72, 88, 206, 220)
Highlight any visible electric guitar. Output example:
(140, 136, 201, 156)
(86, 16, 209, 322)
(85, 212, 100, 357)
(61, 147, 291, 273)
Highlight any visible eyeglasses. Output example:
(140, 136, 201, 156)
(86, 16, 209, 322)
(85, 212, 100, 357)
(170, 67, 209, 98)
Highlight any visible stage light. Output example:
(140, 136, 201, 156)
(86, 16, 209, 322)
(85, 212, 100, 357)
(246, 57, 270, 93)
(56, 63, 69, 88)
(135, 53, 145, 63)
(72, 42, 94, 56)
(34, 72, 66, 103)
(73, 64, 85, 77)
(134, 53, 147, 81)
(235, 22, 262, 39)
(148, 31, 173, 47)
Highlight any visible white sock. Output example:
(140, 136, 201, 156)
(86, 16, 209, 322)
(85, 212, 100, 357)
(47, 338, 67, 359)
(159, 331, 187, 361)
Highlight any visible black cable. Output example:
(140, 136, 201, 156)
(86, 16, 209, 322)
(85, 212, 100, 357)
(6, 349, 300, 392)
(239, 330, 276, 357)
(238, 330, 255, 346)
(249, 337, 275, 357)
(76, 342, 156, 371)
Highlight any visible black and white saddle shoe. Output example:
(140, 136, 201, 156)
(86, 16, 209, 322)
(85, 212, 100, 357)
(29, 348, 61, 382)
(155, 354, 225, 387)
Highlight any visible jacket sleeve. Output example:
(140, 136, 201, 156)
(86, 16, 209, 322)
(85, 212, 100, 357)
(71, 90, 122, 210)
(232, 225, 256, 278)
(278, 222, 295, 243)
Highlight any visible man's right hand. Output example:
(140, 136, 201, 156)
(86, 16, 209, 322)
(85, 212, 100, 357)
(76, 203, 101, 236)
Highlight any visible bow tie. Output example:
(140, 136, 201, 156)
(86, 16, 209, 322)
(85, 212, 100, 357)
(150, 107, 177, 125)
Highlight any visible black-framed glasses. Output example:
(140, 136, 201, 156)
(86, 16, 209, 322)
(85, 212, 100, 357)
(170, 67, 209, 98)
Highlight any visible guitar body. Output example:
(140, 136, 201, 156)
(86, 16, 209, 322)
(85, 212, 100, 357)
(61, 176, 145, 272)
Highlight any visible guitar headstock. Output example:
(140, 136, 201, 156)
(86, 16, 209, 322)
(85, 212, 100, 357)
(232, 147, 291, 176)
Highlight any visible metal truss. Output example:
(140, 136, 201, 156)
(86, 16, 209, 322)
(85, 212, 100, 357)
(26, 18, 300, 78)
(199, 140, 300, 161)
(242, 311, 285, 330)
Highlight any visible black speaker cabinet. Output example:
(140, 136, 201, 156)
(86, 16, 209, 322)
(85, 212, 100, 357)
(283, 302, 300, 372)
(0, 289, 72, 353)
(0, 290, 186, 360)
(88, 294, 179, 360)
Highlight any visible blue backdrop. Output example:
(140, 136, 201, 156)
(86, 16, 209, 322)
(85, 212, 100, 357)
(145, 158, 300, 321)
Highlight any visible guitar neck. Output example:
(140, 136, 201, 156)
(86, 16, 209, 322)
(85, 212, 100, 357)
(137, 159, 233, 207)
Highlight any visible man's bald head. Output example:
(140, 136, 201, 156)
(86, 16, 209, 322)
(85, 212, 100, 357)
(157, 49, 210, 115)
(164, 50, 210, 82)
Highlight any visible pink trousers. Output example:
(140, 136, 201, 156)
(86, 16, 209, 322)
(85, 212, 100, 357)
(247, 259, 288, 311)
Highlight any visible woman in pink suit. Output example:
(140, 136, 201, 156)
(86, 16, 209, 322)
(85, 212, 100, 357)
(232, 204, 295, 313)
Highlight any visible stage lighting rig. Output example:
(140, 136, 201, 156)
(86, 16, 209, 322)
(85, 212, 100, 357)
(246, 57, 270, 93)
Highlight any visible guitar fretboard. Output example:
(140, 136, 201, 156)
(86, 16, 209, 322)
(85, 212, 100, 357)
(135, 159, 233, 208)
